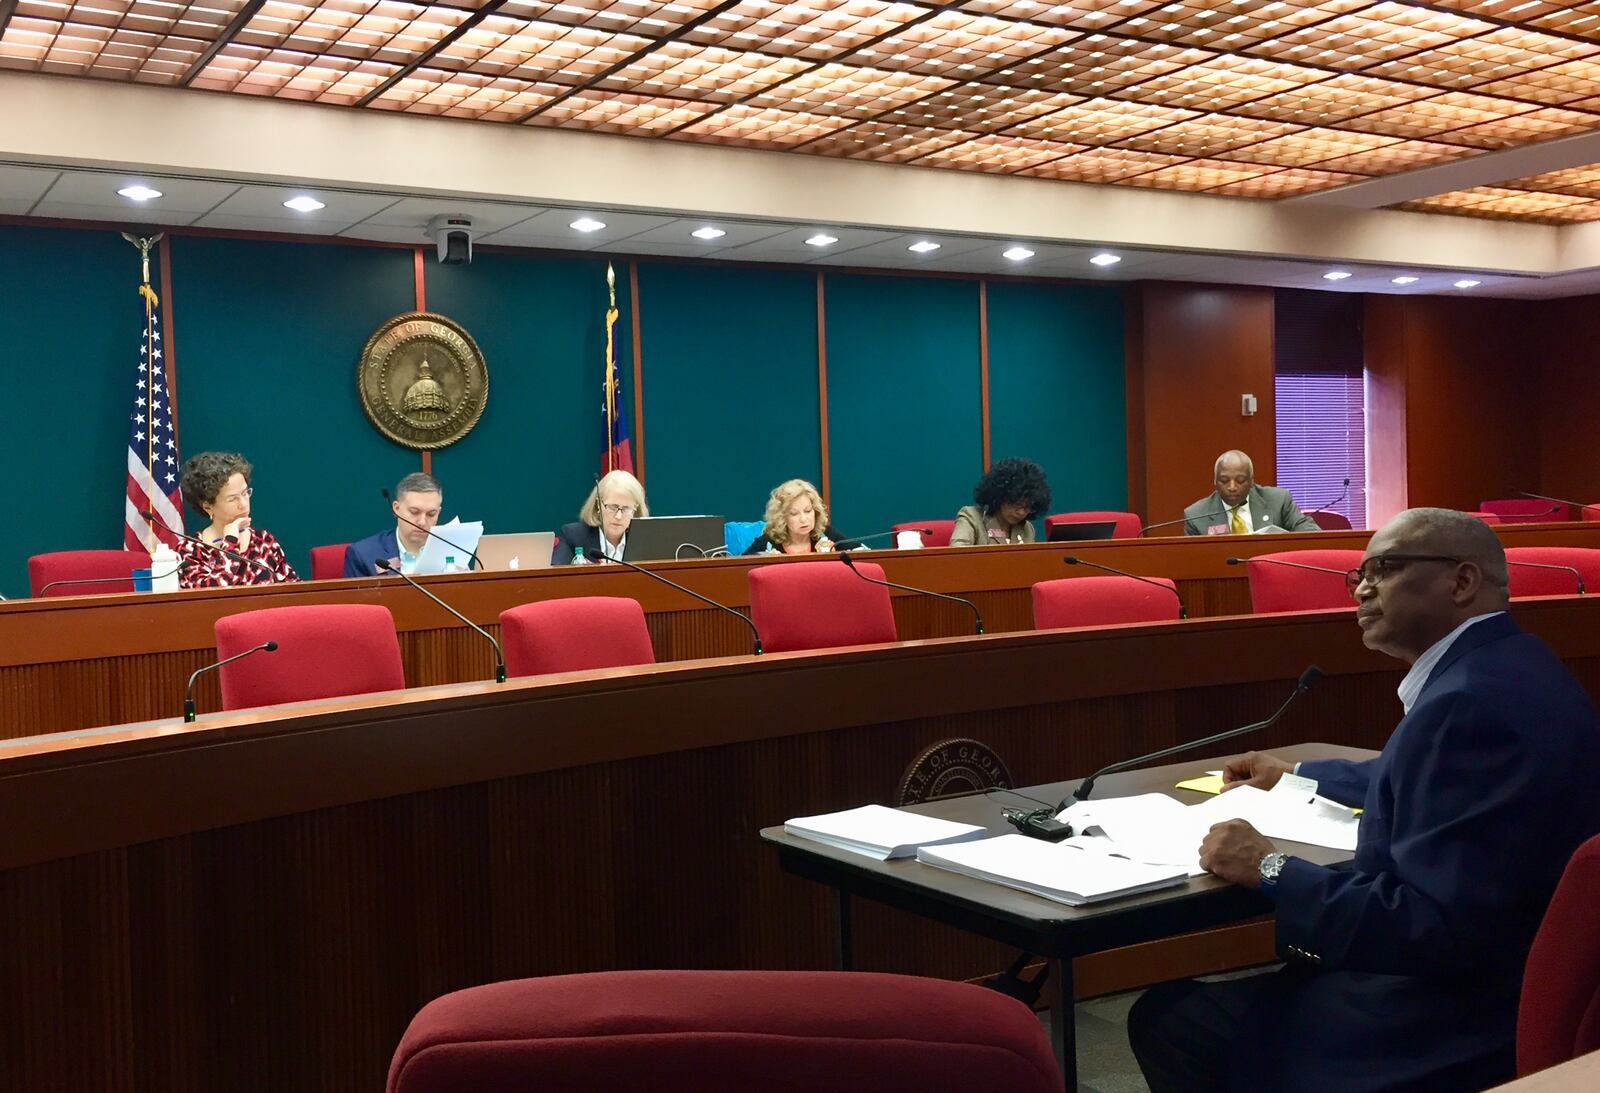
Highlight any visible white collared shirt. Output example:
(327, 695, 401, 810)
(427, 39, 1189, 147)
(599, 533, 625, 562)
(1396, 612, 1504, 714)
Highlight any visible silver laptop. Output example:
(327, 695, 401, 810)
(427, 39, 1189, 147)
(476, 532, 556, 571)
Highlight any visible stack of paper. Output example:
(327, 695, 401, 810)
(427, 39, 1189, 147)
(917, 834, 1189, 906)
(783, 804, 987, 861)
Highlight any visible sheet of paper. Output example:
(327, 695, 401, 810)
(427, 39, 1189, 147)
(1174, 771, 1225, 795)
(415, 517, 484, 575)
(917, 833, 1188, 905)
(783, 804, 985, 860)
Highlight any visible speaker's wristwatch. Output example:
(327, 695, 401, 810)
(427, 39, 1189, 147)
(1259, 851, 1288, 885)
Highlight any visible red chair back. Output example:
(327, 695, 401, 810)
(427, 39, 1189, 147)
(1243, 550, 1364, 613)
(1504, 547, 1600, 598)
(1043, 511, 1143, 538)
(387, 970, 1061, 1093)
(310, 543, 350, 580)
(894, 520, 955, 548)
(213, 604, 404, 710)
(27, 550, 151, 597)
(1479, 499, 1573, 523)
(1032, 575, 1181, 628)
(1464, 511, 1503, 525)
(500, 597, 655, 677)
(1583, 504, 1600, 522)
(748, 561, 897, 653)
(1518, 833, 1600, 1076)
(1307, 510, 1353, 531)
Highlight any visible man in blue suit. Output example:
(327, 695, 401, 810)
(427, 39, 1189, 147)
(1130, 507, 1600, 1092)
(343, 472, 443, 577)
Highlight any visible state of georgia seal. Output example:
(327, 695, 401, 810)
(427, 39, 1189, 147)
(357, 312, 488, 450)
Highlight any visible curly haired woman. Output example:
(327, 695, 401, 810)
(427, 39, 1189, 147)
(949, 457, 1051, 547)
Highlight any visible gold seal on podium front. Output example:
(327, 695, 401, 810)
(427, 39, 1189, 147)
(357, 312, 489, 450)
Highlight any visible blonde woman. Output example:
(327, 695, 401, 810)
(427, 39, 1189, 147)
(744, 479, 840, 556)
(553, 470, 649, 564)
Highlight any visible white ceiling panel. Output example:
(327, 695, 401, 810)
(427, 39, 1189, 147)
(192, 186, 400, 232)
(479, 209, 681, 249)
(0, 164, 62, 215)
(715, 226, 904, 263)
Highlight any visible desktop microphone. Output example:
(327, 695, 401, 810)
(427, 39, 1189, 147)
(1225, 556, 1347, 577)
(381, 487, 482, 571)
(1507, 559, 1586, 594)
(38, 559, 190, 597)
(1141, 509, 1227, 536)
(839, 552, 984, 635)
(142, 510, 276, 581)
(1063, 555, 1187, 619)
(185, 640, 277, 722)
(1515, 491, 1588, 516)
(375, 560, 506, 681)
(1308, 478, 1350, 513)
(833, 528, 935, 549)
(601, 555, 764, 655)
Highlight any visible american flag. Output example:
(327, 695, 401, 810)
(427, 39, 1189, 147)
(125, 280, 182, 551)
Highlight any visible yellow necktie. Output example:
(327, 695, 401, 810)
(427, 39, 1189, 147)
(1230, 506, 1248, 535)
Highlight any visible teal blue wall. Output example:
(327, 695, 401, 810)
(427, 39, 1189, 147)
(2, 223, 1128, 598)
(987, 281, 1127, 513)
(823, 274, 984, 537)
(639, 263, 819, 525)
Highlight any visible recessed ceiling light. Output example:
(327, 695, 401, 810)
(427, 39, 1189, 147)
(691, 226, 726, 240)
(1391, 275, 1419, 285)
(1323, 270, 1352, 281)
(908, 241, 941, 253)
(570, 217, 606, 232)
(1089, 253, 1121, 267)
(1454, 279, 1481, 289)
(805, 233, 838, 247)
(283, 195, 325, 212)
(1003, 246, 1035, 261)
(117, 184, 162, 202)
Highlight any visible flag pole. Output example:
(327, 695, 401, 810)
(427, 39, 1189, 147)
(122, 232, 164, 550)
(604, 263, 618, 475)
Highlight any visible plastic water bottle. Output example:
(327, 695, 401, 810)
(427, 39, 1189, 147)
(150, 543, 181, 592)
(571, 546, 593, 565)
(444, 555, 460, 573)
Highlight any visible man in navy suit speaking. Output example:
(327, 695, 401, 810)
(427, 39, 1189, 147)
(1130, 507, 1600, 1092)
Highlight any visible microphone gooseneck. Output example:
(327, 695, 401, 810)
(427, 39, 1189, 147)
(1068, 665, 1323, 806)
(185, 640, 278, 722)
(142, 509, 275, 581)
(1506, 559, 1586, 595)
(381, 487, 482, 571)
(1141, 508, 1227, 536)
(1063, 555, 1188, 620)
(376, 560, 506, 681)
(602, 554, 763, 655)
(38, 559, 190, 597)
(1514, 491, 1588, 513)
(839, 552, 984, 635)
(1307, 478, 1350, 515)
(832, 528, 935, 549)
(1225, 555, 1348, 576)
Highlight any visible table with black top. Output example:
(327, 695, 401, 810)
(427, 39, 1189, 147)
(761, 743, 1376, 1090)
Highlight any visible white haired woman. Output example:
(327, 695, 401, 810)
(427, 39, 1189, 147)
(744, 479, 841, 556)
(553, 470, 649, 564)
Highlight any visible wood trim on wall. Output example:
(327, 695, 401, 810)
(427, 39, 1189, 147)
(817, 271, 831, 504)
(159, 233, 179, 453)
(629, 260, 645, 484)
(415, 247, 430, 476)
(979, 278, 991, 471)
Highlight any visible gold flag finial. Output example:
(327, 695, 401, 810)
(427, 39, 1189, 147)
(606, 262, 617, 308)
(121, 232, 164, 301)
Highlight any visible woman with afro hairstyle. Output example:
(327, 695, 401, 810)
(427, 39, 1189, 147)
(949, 457, 1051, 546)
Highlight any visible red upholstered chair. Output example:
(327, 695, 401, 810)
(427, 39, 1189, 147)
(309, 543, 350, 581)
(1479, 499, 1572, 523)
(1032, 575, 1181, 628)
(499, 597, 655, 677)
(1504, 547, 1600, 598)
(1241, 550, 1365, 614)
(27, 550, 151, 597)
(1307, 510, 1353, 531)
(1584, 504, 1600, 522)
(387, 970, 1060, 1093)
(213, 604, 405, 710)
(1517, 833, 1600, 1077)
(894, 520, 955, 548)
(1044, 510, 1143, 538)
(747, 560, 897, 653)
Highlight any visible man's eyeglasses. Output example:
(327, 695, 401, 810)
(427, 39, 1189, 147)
(602, 503, 637, 518)
(1345, 554, 1464, 594)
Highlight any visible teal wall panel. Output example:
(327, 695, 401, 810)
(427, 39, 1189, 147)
(0, 225, 140, 598)
(986, 281, 1127, 513)
(425, 251, 615, 540)
(823, 274, 982, 537)
(638, 263, 819, 528)
(172, 237, 415, 575)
